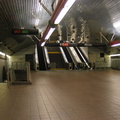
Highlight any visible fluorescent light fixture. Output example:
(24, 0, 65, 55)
(45, 28, 55, 40)
(111, 43, 120, 47)
(110, 54, 120, 57)
(41, 41, 46, 46)
(0, 51, 5, 56)
(6, 55, 10, 58)
(113, 20, 120, 28)
(0, 51, 10, 58)
(54, 0, 76, 24)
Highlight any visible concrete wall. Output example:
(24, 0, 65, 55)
(88, 47, 111, 68)
(11, 45, 35, 62)
(110, 47, 120, 69)
(10, 45, 35, 68)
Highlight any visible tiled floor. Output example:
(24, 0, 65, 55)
(0, 69, 120, 120)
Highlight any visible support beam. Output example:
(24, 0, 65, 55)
(39, 0, 52, 16)
(44, 43, 107, 47)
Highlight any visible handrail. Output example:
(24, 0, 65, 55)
(7, 68, 15, 86)
(67, 47, 79, 70)
(26, 62, 32, 82)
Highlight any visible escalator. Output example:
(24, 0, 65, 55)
(62, 47, 73, 63)
(37, 45, 48, 70)
(67, 47, 82, 70)
(43, 46, 91, 70)
(61, 47, 74, 70)
(74, 47, 91, 69)
(47, 47, 66, 70)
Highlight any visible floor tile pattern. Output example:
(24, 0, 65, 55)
(0, 69, 120, 120)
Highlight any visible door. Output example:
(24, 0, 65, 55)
(25, 54, 35, 70)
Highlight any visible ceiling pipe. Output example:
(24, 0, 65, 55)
(39, 0, 70, 46)
(39, 0, 52, 16)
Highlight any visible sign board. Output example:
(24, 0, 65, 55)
(61, 43, 69, 47)
(84, 43, 92, 47)
(12, 29, 39, 35)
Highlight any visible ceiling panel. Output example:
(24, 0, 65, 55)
(0, 0, 120, 55)
(0, 0, 54, 55)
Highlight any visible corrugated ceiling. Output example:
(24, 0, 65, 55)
(0, 0, 120, 55)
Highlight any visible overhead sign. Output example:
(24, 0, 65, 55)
(12, 29, 39, 35)
(44, 43, 106, 47)
(61, 43, 69, 46)
(84, 43, 92, 47)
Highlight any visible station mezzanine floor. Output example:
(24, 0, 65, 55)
(0, 69, 120, 120)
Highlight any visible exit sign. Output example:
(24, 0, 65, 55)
(12, 29, 39, 35)
(61, 43, 69, 46)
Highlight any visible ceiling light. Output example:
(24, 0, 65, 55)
(35, 19, 40, 26)
(113, 20, 120, 28)
(54, 0, 76, 24)
(111, 43, 120, 47)
(41, 41, 46, 46)
(6, 55, 11, 58)
(110, 54, 120, 57)
(0, 51, 5, 56)
(0, 51, 10, 58)
(110, 40, 120, 47)
(45, 28, 55, 40)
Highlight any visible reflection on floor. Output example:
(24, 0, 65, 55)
(0, 69, 120, 120)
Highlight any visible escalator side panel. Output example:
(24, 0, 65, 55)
(62, 47, 73, 63)
(78, 47, 89, 63)
(37, 45, 47, 70)
(74, 47, 84, 62)
(75, 47, 91, 68)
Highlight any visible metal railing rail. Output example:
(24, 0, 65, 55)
(25, 62, 32, 82)
(7, 62, 32, 85)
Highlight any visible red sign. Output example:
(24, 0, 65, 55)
(61, 43, 69, 46)
(14, 30, 21, 34)
(12, 29, 39, 35)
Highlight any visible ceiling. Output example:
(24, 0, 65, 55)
(0, 0, 120, 55)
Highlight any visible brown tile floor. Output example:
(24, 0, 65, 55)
(0, 69, 120, 120)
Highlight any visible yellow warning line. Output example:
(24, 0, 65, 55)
(48, 52, 61, 54)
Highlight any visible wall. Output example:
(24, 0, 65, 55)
(0, 58, 5, 82)
(0, 54, 10, 82)
(110, 47, 120, 69)
(10, 45, 35, 68)
(88, 47, 111, 68)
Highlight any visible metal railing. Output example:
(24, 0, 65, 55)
(7, 62, 31, 85)
(111, 59, 120, 70)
